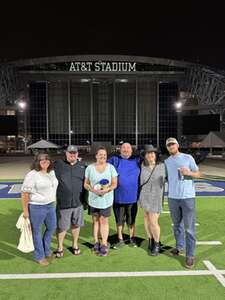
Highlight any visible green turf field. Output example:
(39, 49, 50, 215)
(0, 196, 225, 299)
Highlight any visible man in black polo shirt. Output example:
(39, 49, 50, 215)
(54, 145, 86, 257)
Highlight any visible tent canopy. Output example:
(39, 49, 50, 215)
(28, 139, 61, 149)
(200, 131, 225, 148)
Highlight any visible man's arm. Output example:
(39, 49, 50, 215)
(180, 167, 201, 178)
(54, 160, 61, 179)
(180, 155, 201, 179)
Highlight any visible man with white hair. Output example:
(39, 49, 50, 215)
(165, 137, 200, 269)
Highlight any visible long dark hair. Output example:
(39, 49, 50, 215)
(143, 151, 161, 167)
(31, 153, 54, 173)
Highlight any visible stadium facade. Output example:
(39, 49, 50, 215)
(0, 55, 225, 151)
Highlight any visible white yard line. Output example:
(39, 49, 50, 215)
(197, 241, 222, 245)
(203, 260, 225, 288)
(0, 270, 218, 280)
(1, 262, 225, 282)
(171, 223, 200, 226)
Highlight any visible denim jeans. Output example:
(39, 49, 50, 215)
(168, 198, 196, 258)
(29, 203, 56, 261)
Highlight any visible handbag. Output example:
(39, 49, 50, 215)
(16, 213, 34, 253)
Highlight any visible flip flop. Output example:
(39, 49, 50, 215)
(54, 249, 64, 258)
(72, 248, 81, 255)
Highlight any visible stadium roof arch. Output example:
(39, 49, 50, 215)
(0, 54, 225, 129)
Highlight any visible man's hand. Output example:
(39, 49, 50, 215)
(180, 167, 191, 176)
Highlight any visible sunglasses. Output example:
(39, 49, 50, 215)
(167, 143, 176, 147)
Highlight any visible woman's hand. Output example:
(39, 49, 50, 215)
(23, 211, 29, 218)
(92, 188, 110, 196)
(99, 189, 110, 196)
(92, 189, 105, 196)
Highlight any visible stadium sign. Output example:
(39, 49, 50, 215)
(69, 61, 136, 72)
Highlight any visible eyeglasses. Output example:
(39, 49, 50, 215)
(167, 143, 176, 147)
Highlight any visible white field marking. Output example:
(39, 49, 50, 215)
(195, 182, 224, 193)
(162, 211, 170, 214)
(1, 261, 225, 284)
(0, 270, 222, 280)
(171, 223, 200, 226)
(197, 241, 222, 245)
(0, 184, 8, 190)
(8, 184, 22, 194)
(203, 260, 225, 288)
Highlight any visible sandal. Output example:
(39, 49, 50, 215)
(72, 248, 81, 256)
(54, 249, 64, 258)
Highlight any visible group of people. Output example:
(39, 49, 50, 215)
(21, 137, 200, 269)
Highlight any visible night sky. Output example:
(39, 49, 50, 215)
(1, 2, 225, 69)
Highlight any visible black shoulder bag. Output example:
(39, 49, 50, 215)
(138, 165, 157, 197)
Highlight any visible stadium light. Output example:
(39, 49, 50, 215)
(17, 101, 27, 110)
(80, 78, 90, 83)
(175, 101, 182, 110)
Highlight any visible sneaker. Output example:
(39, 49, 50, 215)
(169, 248, 183, 256)
(129, 237, 137, 248)
(185, 257, 194, 269)
(98, 244, 109, 257)
(113, 239, 125, 249)
(93, 242, 100, 255)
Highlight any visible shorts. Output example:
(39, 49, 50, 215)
(57, 206, 84, 231)
(88, 206, 111, 217)
(113, 202, 138, 226)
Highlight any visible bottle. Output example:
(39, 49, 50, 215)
(178, 168, 184, 180)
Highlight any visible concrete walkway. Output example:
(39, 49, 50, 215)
(0, 156, 224, 180)
(199, 158, 225, 178)
(0, 156, 32, 180)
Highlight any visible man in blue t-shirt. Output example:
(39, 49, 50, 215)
(108, 142, 140, 248)
(165, 137, 200, 269)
